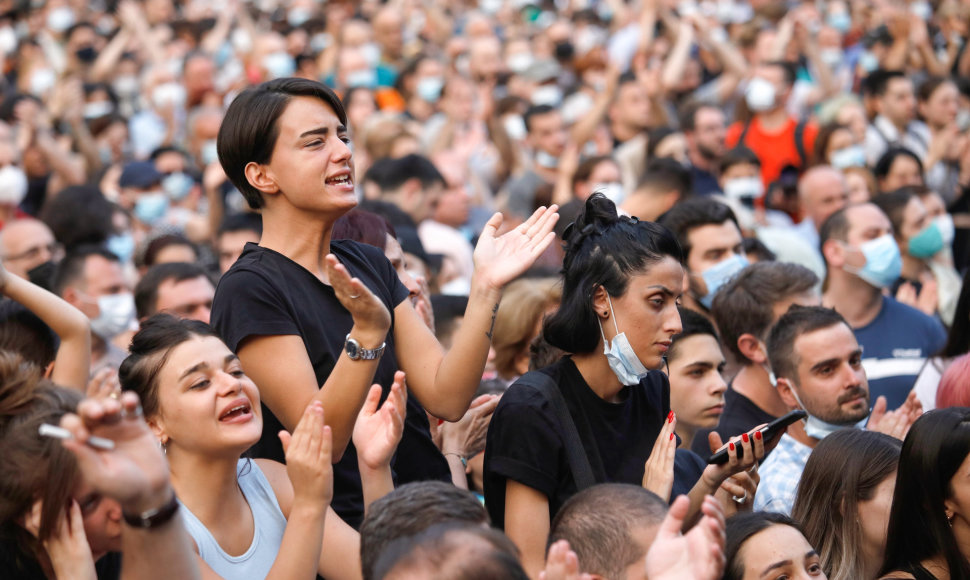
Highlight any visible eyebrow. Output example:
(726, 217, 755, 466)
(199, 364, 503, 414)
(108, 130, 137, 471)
(684, 361, 715, 371)
(647, 285, 679, 297)
(760, 551, 817, 577)
(179, 354, 239, 381)
(298, 125, 348, 139)
(809, 348, 863, 373)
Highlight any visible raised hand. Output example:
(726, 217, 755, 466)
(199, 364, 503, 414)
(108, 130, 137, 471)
(868, 392, 921, 440)
(439, 393, 499, 462)
(472, 206, 559, 291)
(58, 392, 172, 516)
(85, 368, 121, 400)
(353, 372, 407, 471)
(540, 540, 595, 580)
(325, 253, 391, 338)
(280, 400, 334, 507)
(644, 495, 726, 580)
(642, 411, 677, 501)
(700, 425, 770, 491)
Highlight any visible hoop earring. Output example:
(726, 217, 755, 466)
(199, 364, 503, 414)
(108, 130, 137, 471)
(946, 511, 955, 527)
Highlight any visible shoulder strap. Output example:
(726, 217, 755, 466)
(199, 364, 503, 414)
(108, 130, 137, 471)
(794, 118, 808, 168)
(738, 118, 752, 146)
(515, 372, 598, 491)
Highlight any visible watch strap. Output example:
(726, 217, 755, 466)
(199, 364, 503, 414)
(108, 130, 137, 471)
(122, 492, 180, 529)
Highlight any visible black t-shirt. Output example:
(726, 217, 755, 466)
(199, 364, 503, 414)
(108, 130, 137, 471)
(483, 357, 669, 529)
(211, 240, 450, 528)
(0, 529, 121, 580)
(690, 383, 777, 457)
(672, 449, 706, 499)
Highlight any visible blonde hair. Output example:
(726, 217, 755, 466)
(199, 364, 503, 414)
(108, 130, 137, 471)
(492, 278, 561, 379)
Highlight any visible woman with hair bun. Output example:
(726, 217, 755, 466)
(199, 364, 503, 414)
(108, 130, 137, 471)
(484, 193, 768, 576)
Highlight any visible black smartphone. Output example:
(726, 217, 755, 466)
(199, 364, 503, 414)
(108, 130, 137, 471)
(706, 410, 807, 465)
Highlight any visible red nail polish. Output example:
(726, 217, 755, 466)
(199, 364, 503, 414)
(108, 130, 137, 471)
(755, 430, 763, 441)
(670, 433, 675, 441)
(742, 433, 750, 443)
(729, 442, 735, 451)
(667, 411, 674, 423)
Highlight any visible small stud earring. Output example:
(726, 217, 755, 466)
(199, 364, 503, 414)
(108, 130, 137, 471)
(946, 511, 955, 527)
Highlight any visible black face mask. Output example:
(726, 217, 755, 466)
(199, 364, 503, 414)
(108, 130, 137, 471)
(75, 46, 98, 63)
(27, 260, 56, 291)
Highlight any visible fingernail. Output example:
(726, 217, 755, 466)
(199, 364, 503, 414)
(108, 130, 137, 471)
(670, 433, 675, 441)
(755, 430, 763, 441)
(742, 433, 750, 443)
(667, 411, 674, 423)
(729, 442, 735, 451)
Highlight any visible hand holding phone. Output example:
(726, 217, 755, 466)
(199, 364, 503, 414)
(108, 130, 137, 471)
(706, 410, 807, 465)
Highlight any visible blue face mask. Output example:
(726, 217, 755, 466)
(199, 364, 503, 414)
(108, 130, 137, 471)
(416, 76, 444, 103)
(908, 221, 945, 259)
(699, 254, 748, 309)
(263, 52, 296, 79)
(162, 172, 194, 201)
(826, 12, 851, 33)
(790, 388, 869, 441)
(134, 192, 170, 225)
(844, 234, 902, 289)
(599, 295, 650, 386)
(106, 233, 135, 263)
(830, 145, 867, 169)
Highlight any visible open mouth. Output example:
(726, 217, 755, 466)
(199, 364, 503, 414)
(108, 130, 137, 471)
(326, 174, 352, 186)
(219, 400, 253, 422)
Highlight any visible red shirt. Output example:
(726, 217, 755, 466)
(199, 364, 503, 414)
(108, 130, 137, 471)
(726, 117, 818, 187)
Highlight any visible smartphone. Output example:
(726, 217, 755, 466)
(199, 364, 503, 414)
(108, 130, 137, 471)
(706, 410, 807, 465)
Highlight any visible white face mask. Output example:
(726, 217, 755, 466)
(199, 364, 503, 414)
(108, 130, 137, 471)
(745, 77, 777, 113)
(90, 292, 135, 340)
(936, 214, 956, 246)
(722, 176, 764, 201)
(503, 115, 527, 141)
(507, 53, 533, 74)
(0, 165, 28, 206)
(599, 295, 650, 386)
(594, 182, 626, 206)
(531, 84, 563, 107)
(535, 150, 559, 169)
(830, 145, 867, 169)
(30, 68, 57, 97)
(152, 82, 186, 110)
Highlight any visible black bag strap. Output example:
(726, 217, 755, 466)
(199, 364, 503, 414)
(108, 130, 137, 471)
(794, 118, 808, 168)
(738, 118, 752, 146)
(515, 372, 597, 491)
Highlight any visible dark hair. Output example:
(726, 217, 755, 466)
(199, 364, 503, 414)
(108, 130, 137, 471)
(817, 205, 851, 255)
(523, 104, 557, 133)
(217, 212, 263, 238)
(873, 147, 924, 185)
(712, 262, 819, 363)
(678, 100, 721, 133)
(373, 523, 527, 580)
(880, 408, 970, 579)
(940, 269, 970, 359)
(742, 237, 777, 262)
(134, 262, 212, 320)
(645, 127, 679, 161)
(636, 157, 692, 199)
(811, 122, 851, 167)
(657, 197, 739, 259)
(917, 76, 956, 103)
(548, 483, 667, 578)
(767, 305, 849, 383)
(718, 146, 762, 175)
(218, 78, 348, 210)
(342, 85, 379, 114)
(141, 234, 198, 269)
(724, 512, 807, 580)
(542, 193, 683, 354)
(0, 300, 59, 368)
(369, 154, 444, 194)
(332, 209, 397, 250)
(793, 429, 902, 580)
(359, 481, 489, 580)
(119, 314, 219, 419)
(39, 185, 115, 250)
(763, 60, 797, 87)
(864, 69, 909, 98)
(571, 155, 616, 190)
(52, 245, 121, 297)
(0, 353, 83, 562)
(871, 188, 916, 240)
(669, 307, 719, 362)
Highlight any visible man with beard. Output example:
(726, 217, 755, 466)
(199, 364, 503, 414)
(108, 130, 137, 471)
(681, 102, 728, 197)
(754, 305, 921, 515)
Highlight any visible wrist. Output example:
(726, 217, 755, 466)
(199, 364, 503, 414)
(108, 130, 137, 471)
(348, 327, 387, 351)
(122, 488, 179, 529)
(699, 466, 726, 491)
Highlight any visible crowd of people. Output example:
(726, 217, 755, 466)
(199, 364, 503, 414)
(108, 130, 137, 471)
(2, 0, 970, 578)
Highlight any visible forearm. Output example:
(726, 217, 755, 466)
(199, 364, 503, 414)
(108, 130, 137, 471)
(358, 463, 394, 513)
(428, 118, 457, 157)
(37, 133, 85, 185)
(67, 117, 103, 177)
(90, 29, 131, 83)
(420, 281, 500, 420)
(120, 485, 201, 580)
(661, 33, 693, 91)
(442, 453, 469, 490)
(266, 504, 326, 580)
(884, 39, 909, 70)
(2, 274, 90, 389)
(312, 350, 383, 459)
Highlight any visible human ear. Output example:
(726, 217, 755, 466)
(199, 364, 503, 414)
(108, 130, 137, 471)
(737, 334, 766, 364)
(775, 377, 799, 409)
(147, 416, 169, 447)
(821, 239, 845, 268)
(591, 285, 611, 320)
(243, 161, 279, 196)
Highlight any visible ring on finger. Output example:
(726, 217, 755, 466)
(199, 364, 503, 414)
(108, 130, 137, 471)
(732, 490, 748, 504)
(350, 294, 360, 299)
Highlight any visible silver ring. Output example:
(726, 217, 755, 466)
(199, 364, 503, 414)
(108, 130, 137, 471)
(350, 294, 360, 299)
(732, 491, 748, 504)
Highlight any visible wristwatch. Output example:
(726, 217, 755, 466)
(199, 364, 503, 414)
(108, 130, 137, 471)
(344, 334, 386, 361)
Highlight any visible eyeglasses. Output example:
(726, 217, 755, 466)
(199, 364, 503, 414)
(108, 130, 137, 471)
(2, 242, 63, 263)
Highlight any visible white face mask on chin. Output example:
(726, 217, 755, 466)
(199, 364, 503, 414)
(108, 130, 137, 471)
(599, 295, 650, 386)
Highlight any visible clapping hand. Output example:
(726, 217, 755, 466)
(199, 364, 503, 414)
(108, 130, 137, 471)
(644, 495, 726, 580)
(642, 412, 677, 501)
(353, 372, 407, 471)
(326, 254, 391, 340)
(472, 206, 559, 291)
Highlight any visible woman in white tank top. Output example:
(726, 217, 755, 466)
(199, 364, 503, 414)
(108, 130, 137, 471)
(118, 314, 405, 580)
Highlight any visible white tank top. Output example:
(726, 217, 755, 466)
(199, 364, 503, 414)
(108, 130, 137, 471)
(180, 459, 289, 579)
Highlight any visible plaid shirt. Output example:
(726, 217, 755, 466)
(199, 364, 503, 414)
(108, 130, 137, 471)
(753, 433, 813, 515)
